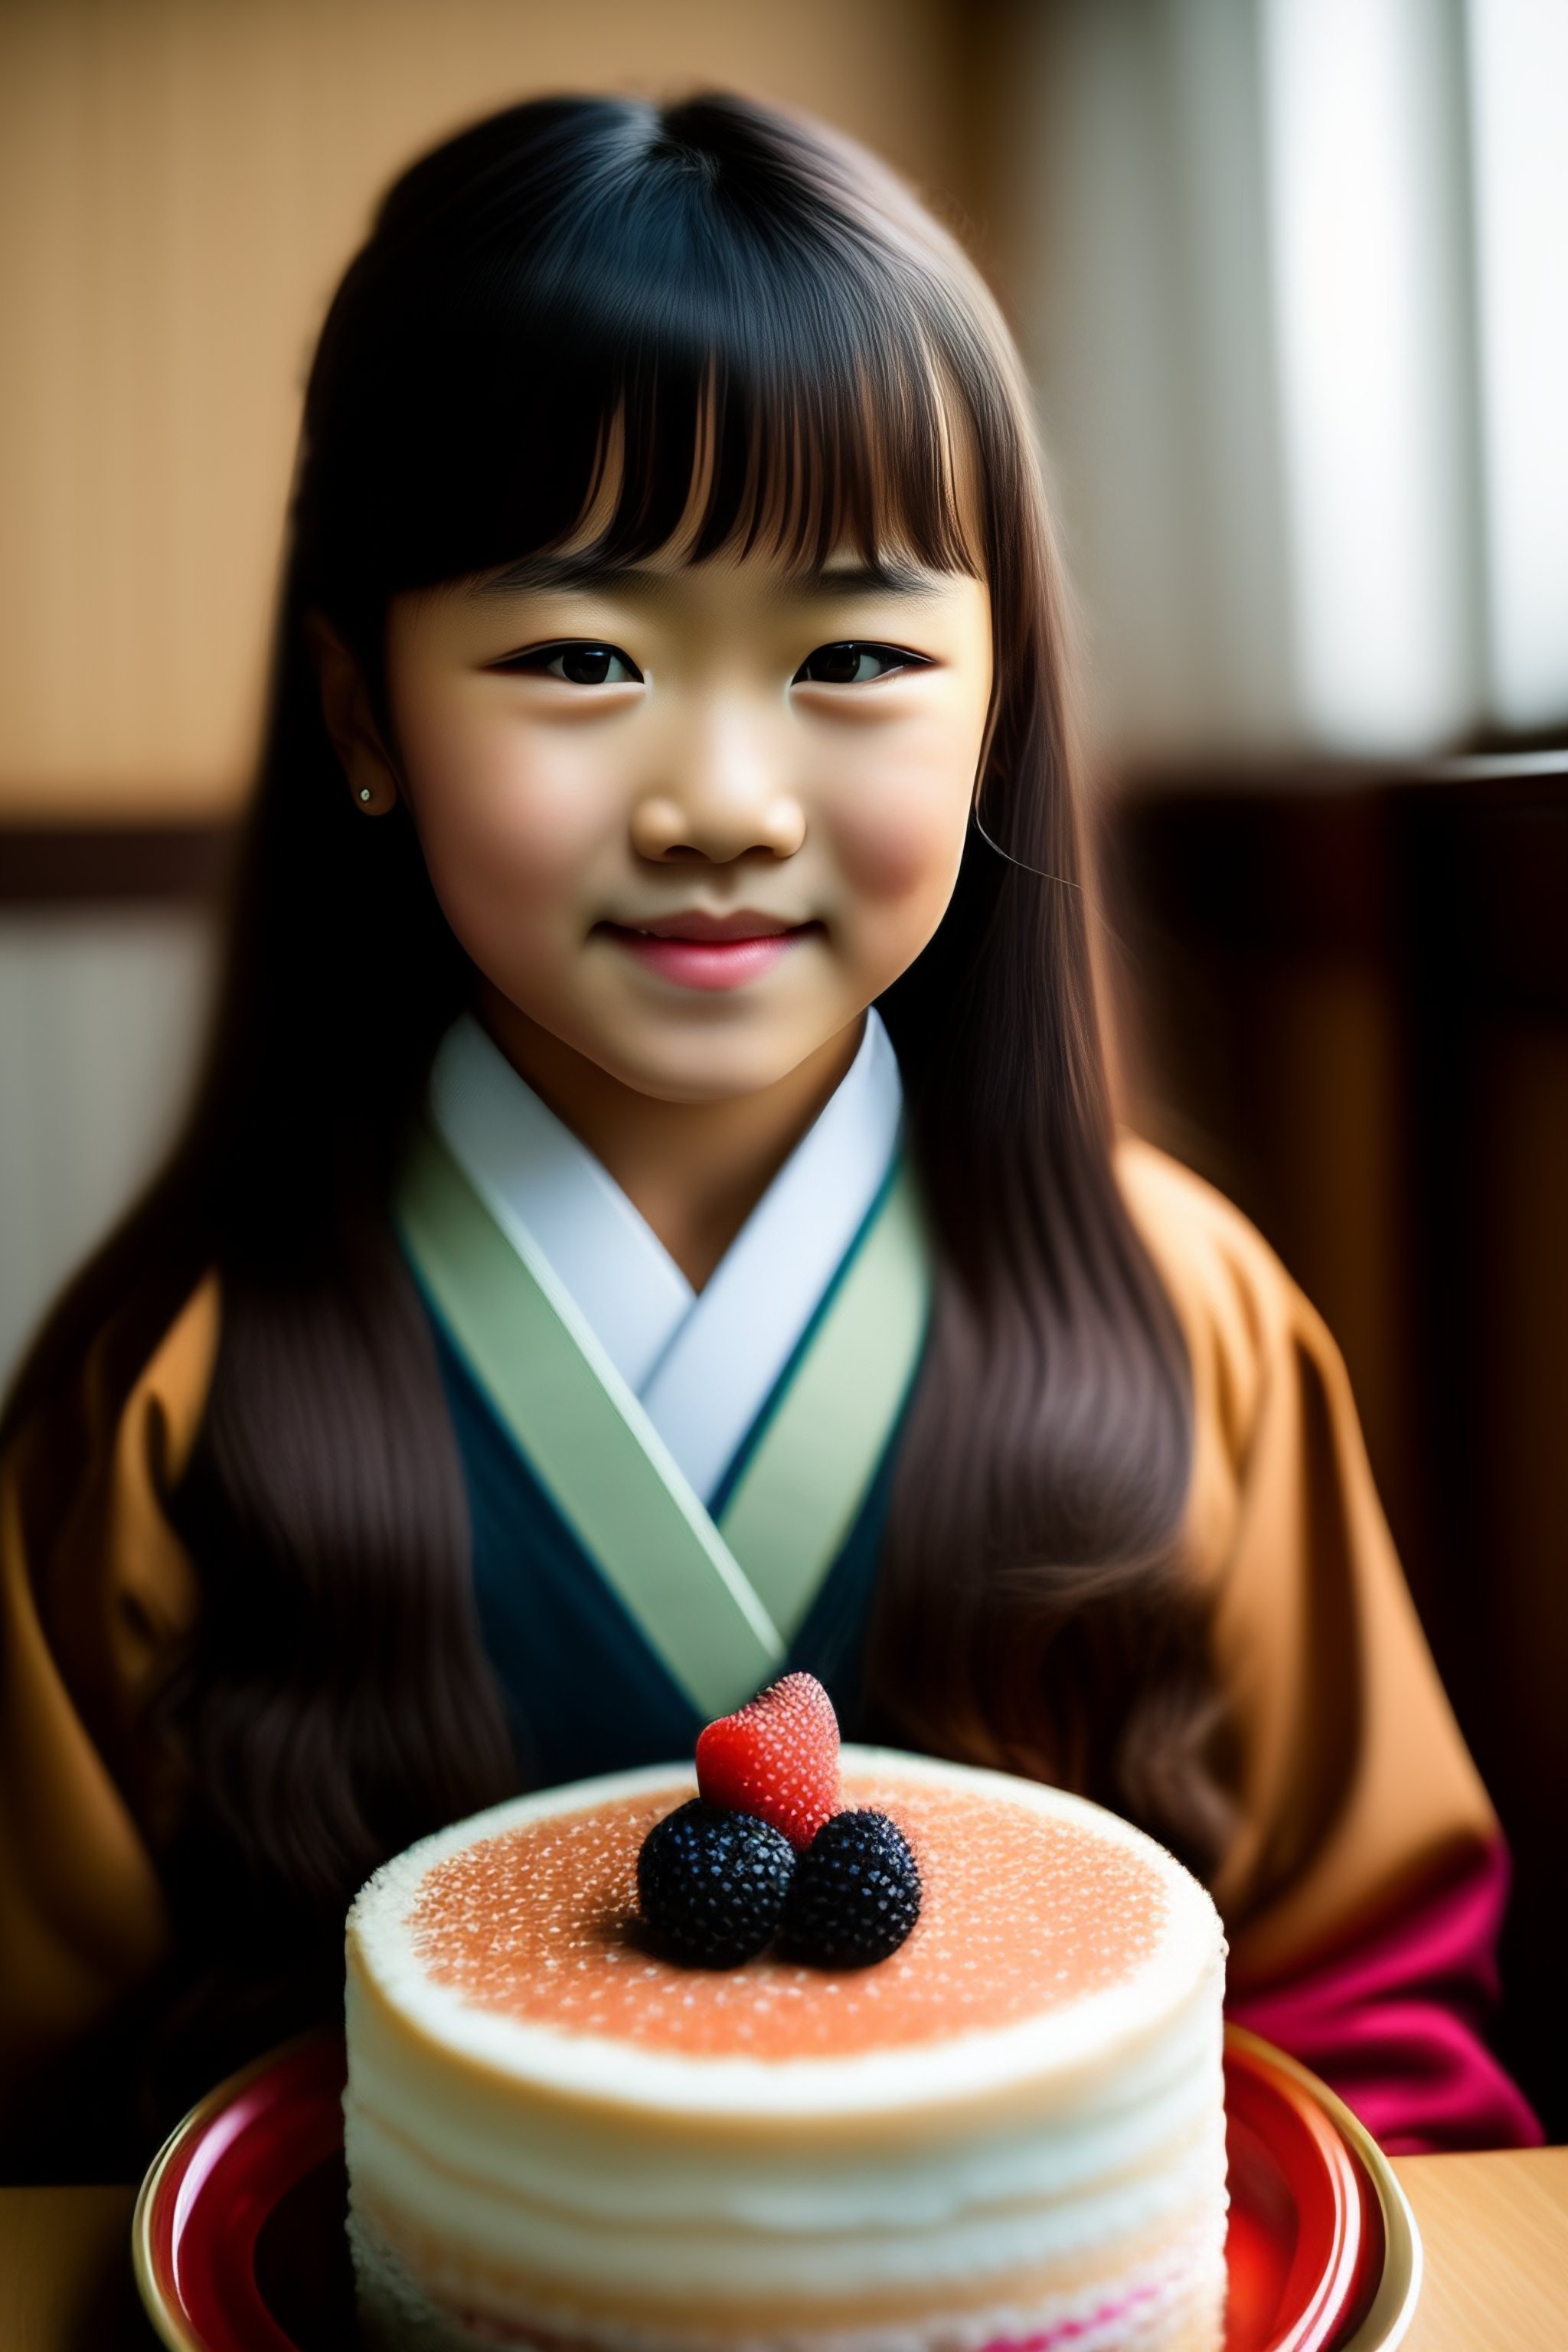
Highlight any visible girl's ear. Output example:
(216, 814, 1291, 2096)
(305, 611, 400, 815)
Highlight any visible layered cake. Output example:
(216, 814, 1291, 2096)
(345, 1677, 1227, 2352)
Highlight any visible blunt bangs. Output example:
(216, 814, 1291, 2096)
(298, 95, 990, 631)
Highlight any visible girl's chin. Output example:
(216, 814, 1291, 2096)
(581, 1011, 851, 1105)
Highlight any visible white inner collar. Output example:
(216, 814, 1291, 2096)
(428, 1011, 904, 1504)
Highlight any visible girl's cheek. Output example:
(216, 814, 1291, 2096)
(402, 704, 615, 925)
(821, 760, 971, 908)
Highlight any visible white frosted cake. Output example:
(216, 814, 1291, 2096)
(344, 1746, 1229, 2352)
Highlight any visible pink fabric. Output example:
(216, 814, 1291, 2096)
(1227, 1838, 1544, 2154)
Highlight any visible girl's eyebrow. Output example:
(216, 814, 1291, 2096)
(806, 558, 943, 601)
(472, 553, 669, 600)
(471, 552, 946, 602)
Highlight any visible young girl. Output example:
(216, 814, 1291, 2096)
(0, 92, 1539, 2177)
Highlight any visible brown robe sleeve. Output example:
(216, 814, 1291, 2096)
(0, 1280, 218, 2112)
(1117, 1137, 1497, 1991)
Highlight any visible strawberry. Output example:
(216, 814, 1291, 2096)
(695, 1671, 841, 1851)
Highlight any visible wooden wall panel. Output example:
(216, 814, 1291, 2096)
(0, 0, 962, 818)
(1111, 768, 1568, 2132)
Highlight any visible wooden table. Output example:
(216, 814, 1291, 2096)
(5, 2151, 1567, 2350)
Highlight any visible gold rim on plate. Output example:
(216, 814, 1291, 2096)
(1226, 2024, 1424, 2351)
(131, 2030, 329, 2352)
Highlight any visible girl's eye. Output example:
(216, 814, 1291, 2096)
(496, 641, 643, 685)
(792, 642, 929, 687)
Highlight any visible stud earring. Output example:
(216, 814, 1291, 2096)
(358, 788, 373, 804)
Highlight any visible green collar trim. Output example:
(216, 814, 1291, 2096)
(397, 1126, 930, 1717)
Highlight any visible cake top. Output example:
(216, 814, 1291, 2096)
(403, 1768, 1164, 2059)
(348, 1748, 1224, 2118)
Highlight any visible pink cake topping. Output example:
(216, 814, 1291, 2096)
(407, 1772, 1168, 2059)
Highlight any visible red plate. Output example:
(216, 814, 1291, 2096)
(134, 2024, 1419, 2352)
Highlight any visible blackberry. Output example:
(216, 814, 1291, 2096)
(636, 1798, 795, 1966)
(777, 1808, 922, 1968)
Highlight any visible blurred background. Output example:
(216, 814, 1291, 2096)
(2, 0, 1563, 2128)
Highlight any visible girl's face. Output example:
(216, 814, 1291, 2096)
(379, 542, 993, 1104)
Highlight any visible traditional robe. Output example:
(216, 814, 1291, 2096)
(0, 1012, 1540, 2163)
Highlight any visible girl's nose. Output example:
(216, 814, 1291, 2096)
(629, 710, 806, 864)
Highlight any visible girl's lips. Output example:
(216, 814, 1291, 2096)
(601, 922, 815, 992)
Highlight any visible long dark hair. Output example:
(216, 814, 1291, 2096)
(4, 93, 1232, 2089)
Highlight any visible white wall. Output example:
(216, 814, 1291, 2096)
(1004, 0, 1298, 765)
(0, 908, 217, 1389)
(1002, 0, 1567, 766)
